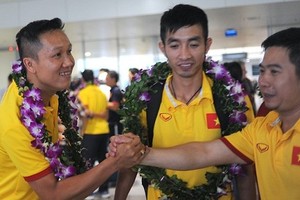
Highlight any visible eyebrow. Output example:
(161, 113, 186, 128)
(166, 36, 201, 44)
(259, 63, 282, 69)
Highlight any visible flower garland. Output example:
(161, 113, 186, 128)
(12, 60, 88, 180)
(119, 58, 248, 199)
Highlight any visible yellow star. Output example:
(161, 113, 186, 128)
(214, 118, 220, 126)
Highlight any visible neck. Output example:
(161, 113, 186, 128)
(279, 107, 300, 132)
(170, 76, 202, 105)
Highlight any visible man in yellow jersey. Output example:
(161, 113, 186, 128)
(111, 27, 300, 200)
(113, 4, 257, 200)
(77, 69, 111, 198)
(0, 18, 144, 200)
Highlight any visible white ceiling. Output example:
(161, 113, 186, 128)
(1, 1, 300, 57)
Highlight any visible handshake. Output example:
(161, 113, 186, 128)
(106, 133, 149, 169)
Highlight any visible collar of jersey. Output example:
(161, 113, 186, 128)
(164, 73, 213, 108)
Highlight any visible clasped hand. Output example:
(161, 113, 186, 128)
(107, 133, 147, 168)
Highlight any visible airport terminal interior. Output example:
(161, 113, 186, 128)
(0, 0, 300, 199)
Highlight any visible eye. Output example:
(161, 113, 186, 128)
(67, 49, 72, 55)
(54, 52, 61, 58)
(259, 68, 265, 75)
(189, 42, 199, 48)
(169, 43, 179, 49)
(270, 69, 279, 75)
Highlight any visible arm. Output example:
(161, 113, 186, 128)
(236, 164, 259, 200)
(141, 140, 246, 170)
(29, 135, 144, 200)
(114, 168, 138, 200)
(89, 109, 109, 120)
(107, 101, 120, 111)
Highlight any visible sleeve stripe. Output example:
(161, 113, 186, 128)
(220, 138, 253, 164)
(24, 166, 52, 182)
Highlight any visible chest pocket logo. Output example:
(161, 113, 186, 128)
(159, 113, 172, 122)
(256, 143, 269, 153)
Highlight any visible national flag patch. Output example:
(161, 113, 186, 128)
(206, 113, 220, 129)
(291, 146, 300, 166)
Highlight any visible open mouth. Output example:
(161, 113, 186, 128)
(59, 71, 71, 76)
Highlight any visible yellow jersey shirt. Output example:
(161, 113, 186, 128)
(77, 85, 109, 134)
(222, 111, 300, 199)
(146, 73, 256, 200)
(0, 82, 58, 200)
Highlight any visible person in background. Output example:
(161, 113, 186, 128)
(106, 70, 124, 137)
(0, 17, 143, 200)
(110, 27, 300, 200)
(98, 68, 111, 100)
(224, 61, 256, 116)
(240, 61, 257, 113)
(77, 69, 111, 198)
(105, 70, 124, 188)
(128, 67, 139, 84)
(113, 4, 257, 200)
(0, 73, 13, 100)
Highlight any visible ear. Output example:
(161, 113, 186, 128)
(205, 37, 213, 54)
(158, 41, 167, 57)
(22, 57, 36, 73)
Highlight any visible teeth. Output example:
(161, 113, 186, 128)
(60, 71, 71, 76)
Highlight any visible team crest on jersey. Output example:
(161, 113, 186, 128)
(256, 143, 269, 153)
(291, 146, 300, 166)
(159, 113, 172, 122)
(206, 113, 220, 129)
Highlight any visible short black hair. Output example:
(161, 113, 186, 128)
(261, 27, 300, 78)
(223, 62, 243, 82)
(160, 4, 208, 45)
(16, 18, 64, 60)
(129, 68, 139, 75)
(81, 69, 94, 83)
(108, 70, 119, 82)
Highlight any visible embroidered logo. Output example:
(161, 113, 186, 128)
(206, 113, 220, 129)
(159, 113, 172, 122)
(291, 146, 300, 166)
(256, 143, 269, 153)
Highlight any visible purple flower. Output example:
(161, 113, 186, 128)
(22, 97, 45, 118)
(31, 138, 43, 148)
(12, 60, 23, 74)
(28, 121, 45, 138)
(146, 67, 153, 77)
(31, 101, 45, 118)
(46, 143, 62, 158)
(206, 62, 229, 80)
(229, 164, 244, 175)
(24, 88, 42, 101)
(133, 72, 142, 82)
(229, 82, 244, 95)
(21, 111, 36, 127)
(229, 110, 247, 125)
(50, 157, 60, 169)
(21, 97, 34, 112)
(61, 165, 76, 178)
(139, 91, 151, 102)
(231, 93, 246, 106)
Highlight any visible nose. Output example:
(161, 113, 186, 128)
(258, 73, 270, 89)
(179, 46, 192, 60)
(63, 54, 75, 68)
